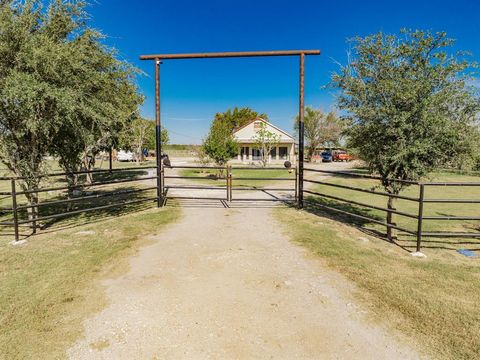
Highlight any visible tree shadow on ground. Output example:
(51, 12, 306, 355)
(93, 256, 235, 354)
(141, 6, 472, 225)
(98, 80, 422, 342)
(11, 186, 157, 239)
(297, 196, 414, 252)
(298, 196, 480, 252)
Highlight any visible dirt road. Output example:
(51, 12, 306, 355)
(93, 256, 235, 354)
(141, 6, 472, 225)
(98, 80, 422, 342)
(68, 203, 419, 359)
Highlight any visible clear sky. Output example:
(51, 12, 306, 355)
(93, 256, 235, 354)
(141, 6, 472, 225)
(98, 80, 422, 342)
(87, 0, 480, 144)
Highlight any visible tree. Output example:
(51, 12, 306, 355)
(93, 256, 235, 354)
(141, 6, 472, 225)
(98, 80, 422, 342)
(120, 118, 169, 163)
(251, 122, 281, 167)
(213, 107, 268, 133)
(0, 0, 143, 218)
(202, 119, 238, 176)
(331, 29, 480, 240)
(295, 107, 344, 161)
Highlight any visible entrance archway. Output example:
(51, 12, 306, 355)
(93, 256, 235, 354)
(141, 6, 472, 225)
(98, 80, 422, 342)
(139, 50, 321, 208)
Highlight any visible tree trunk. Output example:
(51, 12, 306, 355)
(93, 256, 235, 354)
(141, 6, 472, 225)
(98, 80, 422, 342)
(386, 196, 396, 242)
(25, 190, 38, 234)
(66, 172, 78, 211)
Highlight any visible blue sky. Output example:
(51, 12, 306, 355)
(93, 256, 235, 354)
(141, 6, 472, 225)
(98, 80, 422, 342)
(87, 0, 480, 144)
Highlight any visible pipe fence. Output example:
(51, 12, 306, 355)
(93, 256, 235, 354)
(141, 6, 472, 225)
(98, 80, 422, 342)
(303, 168, 480, 252)
(0, 166, 159, 242)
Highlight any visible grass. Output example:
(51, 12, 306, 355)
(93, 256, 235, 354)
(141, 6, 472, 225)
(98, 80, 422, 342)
(276, 206, 480, 360)
(0, 205, 180, 360)
(0, 165, 157, 230)
(179, 167, 295, 187)
(306, 170, 480, 251)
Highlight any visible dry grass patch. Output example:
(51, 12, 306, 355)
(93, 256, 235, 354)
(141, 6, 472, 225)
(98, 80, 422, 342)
(276, 207, 480, 360)
(0, 206, 180, 360)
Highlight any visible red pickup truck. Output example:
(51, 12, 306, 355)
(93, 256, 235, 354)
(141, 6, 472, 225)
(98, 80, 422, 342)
(333, 150, 352, 162)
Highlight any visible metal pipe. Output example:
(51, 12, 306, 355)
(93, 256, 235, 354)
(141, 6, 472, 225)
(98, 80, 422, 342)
(140, 49, 321, 61)
(303, 189, 418, 219)
(17, 176, 158, 196)
(11, 179, 19, 242)
(298, 53, 305, 209)
(416, 184, 425, 252)
(303, 167, 419, 185)
(0, 166, 155, 181)
(155, 59, 162, 207)
(16, 186, 157, 210)
(304, 198, 417, 235)
(303, 179, 419, 202)
(16, 197, 157, 225)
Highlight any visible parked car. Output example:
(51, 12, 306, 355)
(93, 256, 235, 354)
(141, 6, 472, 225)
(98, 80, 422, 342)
(117, 150, 135, 162)
(321, 151, 333, 162)
(333, 150, 351, 162)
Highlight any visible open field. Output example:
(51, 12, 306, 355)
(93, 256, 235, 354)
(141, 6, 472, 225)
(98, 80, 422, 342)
(305, 169, 480, 251)
(0, 205, 180, 360)
(277, 206, 480, 360)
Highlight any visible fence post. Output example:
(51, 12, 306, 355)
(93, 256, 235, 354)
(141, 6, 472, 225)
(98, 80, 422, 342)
(294, 166, 298, 202)
(11, 179, 19, 242)
(416, 184, 425, 253)
(226, 165, 232, 201)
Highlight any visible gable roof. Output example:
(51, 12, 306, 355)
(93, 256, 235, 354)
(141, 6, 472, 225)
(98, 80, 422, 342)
(232, 118, 295, 141)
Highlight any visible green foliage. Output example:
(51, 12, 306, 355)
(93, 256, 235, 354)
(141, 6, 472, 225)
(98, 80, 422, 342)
(0, 0, 142, 199)
(202, 118, 238, 167)
(295, 107, 344, 161)
(251, 121, 281, 167)
(202, 107, 268, 167)
(332, 29, 480, 194)
(213, 106, 268, 133)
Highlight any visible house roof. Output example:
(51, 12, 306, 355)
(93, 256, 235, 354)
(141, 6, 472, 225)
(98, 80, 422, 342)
(232, 118, 295, 142)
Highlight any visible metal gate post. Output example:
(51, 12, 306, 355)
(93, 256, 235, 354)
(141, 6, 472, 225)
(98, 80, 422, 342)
(11, 179, 19, 242)
(226, 165, 232, 201)
(416, 184, 425, 252)
(297, 53, 305, 209)
(155, 58, 163, 207)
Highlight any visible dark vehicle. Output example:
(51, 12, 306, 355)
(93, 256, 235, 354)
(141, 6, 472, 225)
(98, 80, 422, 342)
(321, 151, 333, 162)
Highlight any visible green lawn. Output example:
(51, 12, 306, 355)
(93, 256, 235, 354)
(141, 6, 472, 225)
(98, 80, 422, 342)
(178, 167, 295, 188)
(305, 170, 480, 251)
(276, 206, 480, 360)
(0, 205, 180, 360)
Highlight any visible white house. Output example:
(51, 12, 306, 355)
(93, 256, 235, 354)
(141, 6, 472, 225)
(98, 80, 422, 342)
(232, 118, 296, 164)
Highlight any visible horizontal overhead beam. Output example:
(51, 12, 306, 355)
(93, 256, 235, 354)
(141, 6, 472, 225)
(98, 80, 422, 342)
(139, 49, 321, 61)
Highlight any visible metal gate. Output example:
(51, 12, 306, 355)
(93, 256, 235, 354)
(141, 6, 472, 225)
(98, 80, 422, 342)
(162, 164, 297, 205)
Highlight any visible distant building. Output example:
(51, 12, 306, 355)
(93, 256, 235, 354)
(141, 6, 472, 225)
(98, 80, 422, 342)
(232, 118, 295, 164)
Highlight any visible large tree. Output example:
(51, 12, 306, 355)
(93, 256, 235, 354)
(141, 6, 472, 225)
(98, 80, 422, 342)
(331, 29, 480, 239)
(0, 0, 142, 215)
(295, 107, 344, 161)
(212, 107, 268, 133)
(202, 107, 267, 173)
(202, 119, 238, 174)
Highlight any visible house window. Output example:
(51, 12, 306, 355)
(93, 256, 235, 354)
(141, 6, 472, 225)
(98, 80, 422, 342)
(270, 147, 276, 159)
(252, 148, 262, 160)
(241, 146, 249, 159)
(279, 146, 288, 160)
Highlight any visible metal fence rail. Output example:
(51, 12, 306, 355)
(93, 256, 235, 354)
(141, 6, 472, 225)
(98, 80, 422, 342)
(162, 165, 297, 203)
(0, 166, 159, 242)
(303, 168, 480, 252)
